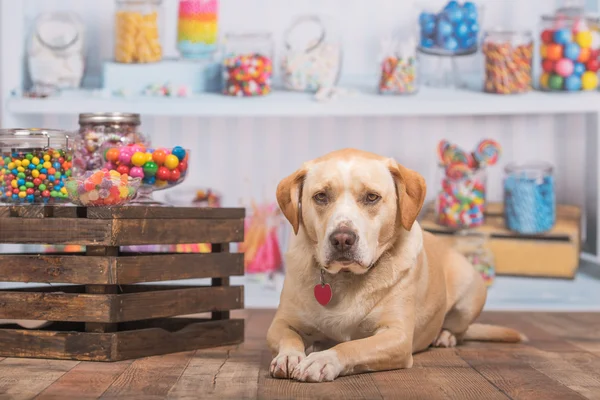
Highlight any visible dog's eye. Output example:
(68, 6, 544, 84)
(313, 192, 328, 204)
(366, 193, 381, 203)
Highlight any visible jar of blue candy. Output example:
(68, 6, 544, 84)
(504, 162, 556, 234)
(418, 0, 481, 56)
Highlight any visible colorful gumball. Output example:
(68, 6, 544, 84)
(578, 47, 591, 63)
(152, 149, 167, 165)
(130, 166, 144, 179)
(575, 30, 593, 48)
(545, 44, 563, 61)
(555, 58, 574, 77)
(164, 154, 179, 170)
(156, 166, 170, 181)
(171, 146, 186, 161)
(540, 72, 550, 89)
(574, 62, 586, 76)
(131, 152, 146, 167)
(563, 42, 580, 60)
(143, 161, 158, 177)
(178, 159, 188, 173)
(119, 150, 132, 165)
(553, 29, 572, 45)
(105, 148, 120, 162)
(540, 44, 547, 58)
(169, 169, 181, 182)
(548, 74, 564, 90)
(586, 58, 600, 72)
(116, 164, 130, 175)
(541, 29, 554, 44)
(565, 75, 582, 91)
(542, 59, 554, 73)
(581, 71, 598, 90)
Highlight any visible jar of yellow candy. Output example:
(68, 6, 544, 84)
(114, 0, 163, 63)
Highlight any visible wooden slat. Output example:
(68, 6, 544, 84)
(87, 206, 245, 220)
(116, 252, 244, 284)
(0, 218, 111, 245)
(212, 243, 231, 321)
(0, 358, 80, 399)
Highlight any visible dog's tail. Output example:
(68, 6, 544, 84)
(463, 323, 528, 343)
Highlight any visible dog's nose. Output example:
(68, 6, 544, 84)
(329, 228, 357, 251)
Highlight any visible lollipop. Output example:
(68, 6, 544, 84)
(474, 139, 501, 167)
(446, 162, 472, 180)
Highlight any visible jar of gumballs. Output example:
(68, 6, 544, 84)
(74, 113, 147, 176)
(222, 32, 274, 96)
(452, 232, 495, 287)
(539, 9, 600, 91)
(114, 0, 163, 63)
(504, 162, 556, 234)
(0, 129, 73, 204)
(482, 30, 533, 94)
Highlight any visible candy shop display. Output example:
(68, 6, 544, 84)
(453, 232, 495, 286)
(418, 1, 481, 55)
(177, 0, 219, 59)
(0, 129, 73, 204)
(27, 12, 85, 90)
(435, 139, 502, 229)
(539, 11, 600, 91)
(239, 202, 284, 275)
(281, 15, 342, 92)
(482, 30, 533, 94)
(115, 0, 163, 63)
(378, 36, 418, 95)
(65, 169, 141, 206)
(222, 32, 273, 96)
(504, 162, 556, 234)
(75, 113, 147, 175)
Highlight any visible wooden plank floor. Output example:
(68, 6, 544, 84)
(1, 310, 599, 400)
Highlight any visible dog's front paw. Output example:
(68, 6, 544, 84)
(270, 350, 305, 379)
(291, 350, 342, 383)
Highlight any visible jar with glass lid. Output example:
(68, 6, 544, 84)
(0, 129, 73, 204)
(115, 0, 163, 63)
(452, 231, 495, 287)
(74, 112, 147, 175)
(482, 30, 533, 94)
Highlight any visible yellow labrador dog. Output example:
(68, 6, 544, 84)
(267, 148, 524, 383)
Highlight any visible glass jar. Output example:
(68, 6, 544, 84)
(114, 0, 163, 63)
(504, 162, 556, 234)
(435, 165, 487, 229)
(539, 10, 600, 91)
(0, 129, 73, 204)
(74, 113, 147, 175)
(482, 30, 533, 94)
(177, 0, 219, 60)
(222, 32, 273, 96)
(27, 12, 85, 91)
(453, 232, 495, 287)
(281, 15, 342, 92)
(379, 36, 418, 95)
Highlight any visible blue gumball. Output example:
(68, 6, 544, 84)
(564, 42, 581, 60)
(459, 36, 476, 50)
(172, 146, 186, 161)
(553, 28, 572, 45)
(421, 37, 435, 48)
(444, 36, 459, 51)
(444, 7, 463, 24)
(574, 62, 586, 76)
(419, 12, 435, 26)
(455, 23, 469, 38)
(437, 19, 453, 37)
(444, 0, 459, 9)
(565, 75, 582, 91)
(465, 10, 478, 23)
(463, 1, 477, 12)
(422, 20, 436, 36)
(469, 22, 480, 35)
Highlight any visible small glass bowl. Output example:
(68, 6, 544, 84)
(66, 169, 141, 207)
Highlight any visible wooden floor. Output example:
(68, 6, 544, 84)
(1, 310, 599, 400)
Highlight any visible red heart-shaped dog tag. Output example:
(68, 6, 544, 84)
(314, 283, 332, 306)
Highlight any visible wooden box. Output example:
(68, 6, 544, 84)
(420, 203, 582, 279)
(0, 205, 245, 361)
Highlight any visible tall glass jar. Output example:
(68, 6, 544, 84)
(177, 0, 219, 59)
(74, 113, 147, 175)
(435, 165, 487, 229)
(504, 162, 556, 234)
(281, 15, 342, 92)
(0, 129, 73, 204)
(453, 232, 495, 287)
(222, 32, 273, 96)
(539, 9, 600, 91)
(115, 0, 163, 63)
(378, 36, 418, 95)
(482, 30, 533, 94)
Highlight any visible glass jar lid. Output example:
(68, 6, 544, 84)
(504, 161, 553, 179)
(0, 128, 71, 150)
(78, 112, 141, 125)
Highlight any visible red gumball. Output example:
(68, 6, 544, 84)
(542, 59, 555, 73)
(169, 169, 181, 182)
(587, 59, 600, 72)
(177, 159, 188, 173)
(591, 49, 600, 60)
(33, 178, 41, 186)
(156, 166, 170, 181)
(117, 164, 130, 175)
(541, 29, 554, 44)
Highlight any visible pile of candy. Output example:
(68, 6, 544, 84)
(177, 0, 218, 58)
(222, 54, 272, 96)
(483, 36, 533, 94)
(504, 163, 556, 234)
(466, 252, 495, 286)
(419, 1, 480, 54)
(0, 148, 72, 203)
(436, 139, 501, 228)
(540, 21, 600, 91)
(115, 10, 162, 63)
(379, 56, 418, 94)
(103, 144, 188, 188)
(65, 169, 141, 207)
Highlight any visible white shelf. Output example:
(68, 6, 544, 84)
(7, 86, 600, 117)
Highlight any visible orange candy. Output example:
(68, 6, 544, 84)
(152, 149, 167, 165)
(545, 44, 563, 61)
(578, 47, 591, 63)
(105, 148, 120, 162)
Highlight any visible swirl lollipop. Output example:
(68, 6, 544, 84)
(474, 139, 502, 167)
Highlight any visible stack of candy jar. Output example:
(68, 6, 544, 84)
(504, 162, 556, 234)
(378, 36, 418, 95)
(453, 232, 495, 286)
(435, 139, 502, 228)
(419, 0, 480, 55)
(482, 30, 533, 94)
(281, 15, 342, 92)
(177, 0, 218, 59)
(65, 169, 141, 206)
(539, 11, 600, 91)
(0, 129, 73, 204)
(114, 0, 163, 63)
(222, 32, 273, 96)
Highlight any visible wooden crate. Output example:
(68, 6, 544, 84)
(420, 203, 581, 279)
(0, 205, 245, 361)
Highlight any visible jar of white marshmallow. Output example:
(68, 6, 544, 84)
(281, 15, 342, 92)
(27, 12, 86, 91)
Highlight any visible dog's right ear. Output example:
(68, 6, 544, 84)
(276, 167, 307, 235)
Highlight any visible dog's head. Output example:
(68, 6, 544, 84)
(277, 148, 426, 275)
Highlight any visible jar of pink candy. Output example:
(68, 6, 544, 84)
(434, 139, 501, 229)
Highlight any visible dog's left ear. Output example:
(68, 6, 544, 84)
(276, 166, 308, 235)
(387, 159, 427, 231)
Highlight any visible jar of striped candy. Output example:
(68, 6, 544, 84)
(482, 30, 533, 94)
(503, 162, 556, 234)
